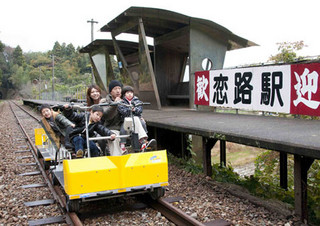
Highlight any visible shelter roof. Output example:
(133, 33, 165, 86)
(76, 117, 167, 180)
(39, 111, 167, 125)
(79, 39, 153, 55)
(100, 7, 257, 50)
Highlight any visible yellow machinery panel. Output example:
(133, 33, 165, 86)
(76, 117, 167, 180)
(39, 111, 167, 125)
(34, 128, 46, 146)
(63, 150, 168, 196)
(63, 157, 120, 195)
(122, 150, 168, 188)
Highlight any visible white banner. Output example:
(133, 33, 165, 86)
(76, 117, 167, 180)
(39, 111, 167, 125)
(208, 65, 291, 113)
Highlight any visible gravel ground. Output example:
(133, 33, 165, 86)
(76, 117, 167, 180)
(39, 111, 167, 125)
(0, 101, 304, 225)
(166, 167, 302, 225)
(0, 101, 65, 225)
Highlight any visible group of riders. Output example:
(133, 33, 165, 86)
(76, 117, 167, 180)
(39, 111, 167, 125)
(39, 80, 155, 158)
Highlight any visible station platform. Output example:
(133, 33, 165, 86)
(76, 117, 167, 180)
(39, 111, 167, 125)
(143, 108, 320, 160)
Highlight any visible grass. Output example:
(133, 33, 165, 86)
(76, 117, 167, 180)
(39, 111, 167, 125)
(211, 141, 263, 166)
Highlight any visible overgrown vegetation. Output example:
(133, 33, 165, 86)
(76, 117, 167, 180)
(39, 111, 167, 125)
(255, 151, 320, 223)
(168, 152, 320, 224)
(268, 41, 307, 63)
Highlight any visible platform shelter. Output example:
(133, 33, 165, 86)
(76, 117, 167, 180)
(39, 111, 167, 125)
(81, 6, 256, 109)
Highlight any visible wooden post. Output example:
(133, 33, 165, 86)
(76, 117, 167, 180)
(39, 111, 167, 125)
(105, 47, 115, 82)
(294, 155, 314, 222)
(138, 18, 161, 110)
(111, 34, 129, 74)
(220, 140, 226, 167)
(111, 35, 140, 94)
(181, 133, 186, 158)
(202, 138, 218, 177)
(280, 152, 288, 190)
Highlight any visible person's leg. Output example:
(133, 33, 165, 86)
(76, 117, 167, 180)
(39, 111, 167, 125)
(97, 139, 109, 156)
(64, 126, 74, 149)
(140, 118, 148, 133)
(72, 136, 84, 157)
(88, 141, 100, 157)
(132, 116, 149, 151)
(120, 124, 127, 143)
(119, 124, 128, 153)
(95, 133, 107, 156)
(107, 130, 122, 156)
(133, 116, 147, 140)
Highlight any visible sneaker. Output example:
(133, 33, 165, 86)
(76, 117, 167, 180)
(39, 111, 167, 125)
(140, 143, 147, 152)
(64, 141, 74, 150)
(120, 143, 127, 155)
(146, 139, 157, 151)
(76, 149, 83, 158)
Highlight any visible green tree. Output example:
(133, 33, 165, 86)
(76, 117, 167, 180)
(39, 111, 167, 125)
(0, 40, 4, 52)
(269, 41, 306, 63)
(52, 41, 62, 58)
(0, 44, 14, 88)
(0, 68, 2, 86)
(65, 43, 75, 59)
(25, 52, 51, 68)
(9, 64, 29, 88)
(12, 45, 25, 66)
(77, 51, 91, 74)
(1, 40, 94, 99)
(0, 42, 8, 75)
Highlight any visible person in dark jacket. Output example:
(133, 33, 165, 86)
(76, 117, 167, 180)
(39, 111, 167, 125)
(100, 80, 123, 130)
(99, 80, 151, 154)
(39, 104, 75, 151)
(118, 86, 148, 152)
(64, 105, 116, 158)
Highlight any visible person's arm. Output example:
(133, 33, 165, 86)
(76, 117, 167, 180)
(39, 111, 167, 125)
(55, 114, 75, 128)
(96, 124, 116, 140)
(133, 99, 143, 116)
(63, 107, 83, 124)
(100, 96, 119, 120)
(118, 102, 131, 118)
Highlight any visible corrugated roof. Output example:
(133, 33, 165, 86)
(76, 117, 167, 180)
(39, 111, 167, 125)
(100, 6, 257, 50)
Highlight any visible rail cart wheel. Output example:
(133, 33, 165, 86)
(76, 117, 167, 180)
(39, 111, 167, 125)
(66, 197, 80, 213)
(51, 171, 59, 186)
(37, 149, 42, 158)
(43, 159, 50, 170)
(149, 187, 165, 200)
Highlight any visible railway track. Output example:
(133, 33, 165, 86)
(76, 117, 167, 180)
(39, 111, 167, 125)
(9, 101, 82, 225)
(8, 101, 230, 225)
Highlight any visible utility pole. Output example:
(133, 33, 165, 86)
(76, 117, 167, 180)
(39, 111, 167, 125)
(39, 67, 41, 99)
(87, 19, 98, 41)
(52, 55, 55, 101)
(87, 19, 98, 85)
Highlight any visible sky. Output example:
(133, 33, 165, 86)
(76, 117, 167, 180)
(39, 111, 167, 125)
(0, 0, 319, 68)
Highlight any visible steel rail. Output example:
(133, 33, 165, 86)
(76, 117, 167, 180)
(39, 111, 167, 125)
(9, 101, 83, 226)
(11, 101, 40, 121)
(148, 197, 207, 226)
(148, 198, 230, 226)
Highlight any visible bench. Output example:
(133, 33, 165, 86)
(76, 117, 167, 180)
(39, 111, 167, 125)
(167, 94, 189, 100)
(166, 82, 189, 105)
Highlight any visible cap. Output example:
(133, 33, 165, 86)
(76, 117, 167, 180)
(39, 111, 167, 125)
(39, 104, 51, 113)
(109, 80, 123, 92)
(121, 86, 134, 97)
